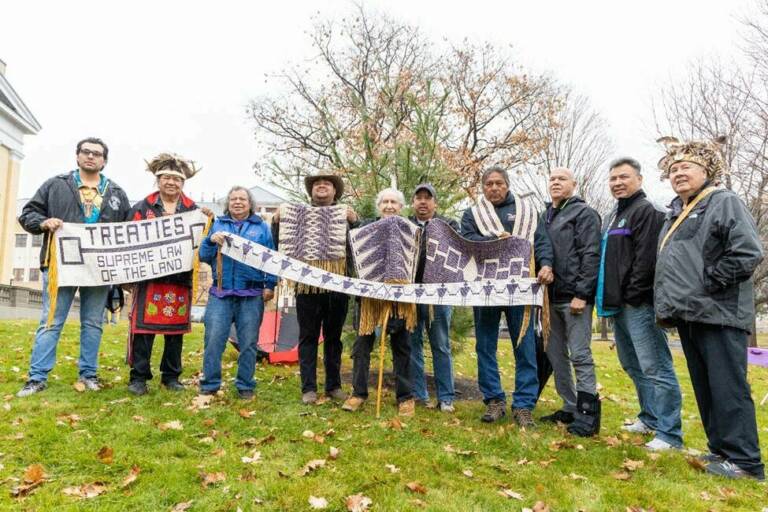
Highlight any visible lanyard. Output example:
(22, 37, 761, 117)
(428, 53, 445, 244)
(658, 186, 716, 252)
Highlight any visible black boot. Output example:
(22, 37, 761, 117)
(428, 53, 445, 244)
(567, 391, 601, 437)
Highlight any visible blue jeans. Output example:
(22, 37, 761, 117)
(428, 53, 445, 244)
(410, 304, 455, 403)
(28, 270, 109, 382)
(201, 294, 264, 392)
(613, 303, 683, 447)
(473, 305, 538, 409)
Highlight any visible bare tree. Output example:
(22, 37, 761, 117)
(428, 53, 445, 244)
(652, 12, 768, 323)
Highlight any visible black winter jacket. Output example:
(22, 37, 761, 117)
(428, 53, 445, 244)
(18, 170, 131, 268)
(542, 196, 601, 304)
(601, 190, 664, 309)
(408, 214, 460, 283)
(459, 191, 554, 269)
(654, 188, 763, 332)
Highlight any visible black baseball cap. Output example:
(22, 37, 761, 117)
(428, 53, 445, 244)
(413, 183, 437, 199)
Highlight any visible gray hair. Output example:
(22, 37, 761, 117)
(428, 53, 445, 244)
(224, 186, 257, 216)
(609, 157, 642, 175)
(481, 165, 510, 186)
(375, 187, 405, 207)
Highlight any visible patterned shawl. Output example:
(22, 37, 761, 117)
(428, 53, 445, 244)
(422, 219, 533, 283)
(279, 203, 348, 293)
(349, 216, 419, 334)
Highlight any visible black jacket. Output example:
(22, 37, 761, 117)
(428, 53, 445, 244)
(542, 196, 601, 304)
(459, 191, 554, 269)
(655, 188, 763, 332)
(127, 191, 199, 287)
(408, 214, 460, 283)
(601, 190, 664, 309)
(18, 170, 131, 268)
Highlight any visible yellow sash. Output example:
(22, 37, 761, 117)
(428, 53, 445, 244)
(658, 186, 716, 252)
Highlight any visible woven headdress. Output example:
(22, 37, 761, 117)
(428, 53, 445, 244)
(656, 136, 727, 182)
(146, 153, 200, 180)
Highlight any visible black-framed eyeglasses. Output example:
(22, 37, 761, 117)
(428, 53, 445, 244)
(79, 149, 104, 158)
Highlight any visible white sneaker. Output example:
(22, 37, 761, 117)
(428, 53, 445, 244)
(79, 377, 101, 391)
(645, 437, 676, 451)
(621, 419, 654, 434)
(439, 401, 455, 413)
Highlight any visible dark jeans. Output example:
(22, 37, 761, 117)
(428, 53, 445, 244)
(351, 317, 413, 403)
(296, 292, 349, 394)
(129, 333, 183, 383)
(678, 321, 764, 479)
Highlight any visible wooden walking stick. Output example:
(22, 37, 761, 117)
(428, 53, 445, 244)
(375, 308, 392, 419)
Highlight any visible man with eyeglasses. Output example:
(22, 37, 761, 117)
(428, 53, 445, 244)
(17, 137, 131, 397)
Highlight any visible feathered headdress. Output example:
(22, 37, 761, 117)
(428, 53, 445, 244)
(656, 136, 727, 181)
(146, 152, 201, 180)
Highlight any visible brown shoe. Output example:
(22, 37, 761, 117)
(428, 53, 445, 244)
(302, 391, 318, 405)
(398, 399, 416, 417)
(341, 396, 365, 412)
(481, 399, 506, 423)
(512, 407, 536, 429)
(326, 388, 347, 401)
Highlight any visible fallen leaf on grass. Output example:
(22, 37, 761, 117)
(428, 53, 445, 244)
(517, 458, 530, 465)
(462, 469, 474, 478)
(302, 430, 315, 439)
(611, 471, 632, 481)
(241, 451, 262, 464)
(386, 417, 404, 430)
(62, 482, 107, 499)
(159, 420, 183, 431)
(308, 495, 328, 509)
(10, 464, 47, 498)
(200, 471, 226, 488)
(171, 501, 193, 511)
(604, 436, 621, 447)
(345, 493, 373, 511)
(498, 488, 523, 500)
(385, 464, 400, 473)
(699, 491, 711, 501)
(525, 502, 551, 512)
(647, 453, 661, 461)
(120, 466, 140, 488)
(238, 409, 255, 419)
(443, 444, 477, 456)
(329, 447, 340, 460)
(538, 458, 557, 467)
(405, 481, 427, 494)
(190, 394, 214, 410)
(717, 487, 736, 499)
(569, 473, 587, 481)
(299, 459, 326, 476)
(97, 446, 114, 464)
(686, 457, 707, 472)
(622, 459, 644, 472)
(73, 381, 86, 392)
(56, 413, 82, 427)
(549, 439, 575, 451)
(410, 498, 427, 507)
(132, 415, 145, 423)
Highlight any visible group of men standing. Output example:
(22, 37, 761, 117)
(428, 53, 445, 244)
(14, 135, 765, 482)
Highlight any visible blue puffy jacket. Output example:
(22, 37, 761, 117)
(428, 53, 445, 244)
(199, 214, 277, 291)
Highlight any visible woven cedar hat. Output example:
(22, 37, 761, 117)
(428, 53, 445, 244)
(656, 136, 727, 181)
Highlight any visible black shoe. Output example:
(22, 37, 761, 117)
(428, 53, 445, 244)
(199, 388, 218, 396)
(698, 452, 725, 464)
(705, 460, 765, 481)
(567, 391, 601, 437)
(127, 381, 148, 396)
(540, 409, 575, 424)
(162, 380, 185, 391)
(481, 399, 506, 423)
(238, 389, 254, 400)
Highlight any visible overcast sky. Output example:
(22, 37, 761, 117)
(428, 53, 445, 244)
(1, 0, 756, 204)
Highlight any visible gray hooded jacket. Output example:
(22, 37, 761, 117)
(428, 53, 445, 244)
(654, 187, 763, 332)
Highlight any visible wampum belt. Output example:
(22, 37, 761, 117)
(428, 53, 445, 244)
(219, 233, 543, 307)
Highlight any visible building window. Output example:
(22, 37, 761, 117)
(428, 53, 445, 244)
(32, 234, 43, 247)
(12, 268, 24, 281)
(15, 234, 27, 247)
(28, 269, 40, 282)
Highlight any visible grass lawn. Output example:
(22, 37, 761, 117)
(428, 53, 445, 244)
(0, 319, 766, 511)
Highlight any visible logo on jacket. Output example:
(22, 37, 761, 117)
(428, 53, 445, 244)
(109, 195, 122, 210)
(618, 218, 626, 228)
(506, 213, 516, 223)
